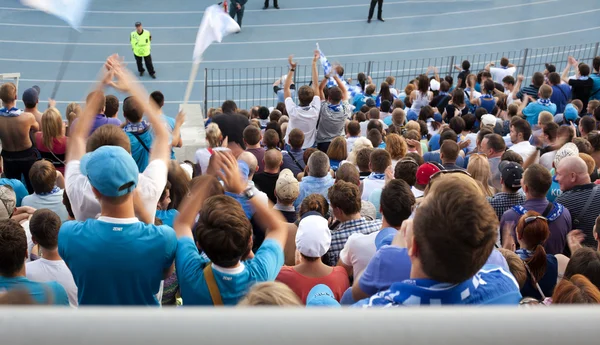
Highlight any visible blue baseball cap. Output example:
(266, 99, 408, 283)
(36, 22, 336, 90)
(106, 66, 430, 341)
(433, 113, 443, 123)
(22, 86, 40, 105)
(564, 104, 579, 122)
(375, 227, 398, 250)
(80, 146, 138, 197)
(407, 110, 418, 122)
(306, 284, 340, 307)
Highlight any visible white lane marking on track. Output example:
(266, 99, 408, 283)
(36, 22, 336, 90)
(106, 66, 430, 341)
(0, 1, 555, 29)
(0, 8, 595, 47)
(1, 29, 598, 65)
(14, 46, 594, 84)
(0, 0, 492, 14)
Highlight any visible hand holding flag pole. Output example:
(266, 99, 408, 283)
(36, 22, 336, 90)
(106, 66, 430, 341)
(183, 5, 240, 105)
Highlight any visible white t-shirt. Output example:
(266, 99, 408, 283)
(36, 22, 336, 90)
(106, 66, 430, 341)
(362, 178, 386, 201)
(339, 231, 379, 278)
(504, 89, 515, 106)
(539, 150, 557, 170)
(508, 141, 538, 163)
(411, 186, 424, 198)
(490, 66, 517, 84)
(26, 258, 78, 306)
(284, 96, 321, 149)
(21, 190, 69, 222)
(20, 220, 34, 262)
(65, 159, 168, 222)
(195, 148, 213, 175)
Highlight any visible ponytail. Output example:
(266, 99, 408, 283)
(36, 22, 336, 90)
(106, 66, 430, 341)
(526, 244, 548, 284)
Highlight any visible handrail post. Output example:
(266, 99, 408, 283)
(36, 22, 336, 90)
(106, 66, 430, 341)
(447, 56, 455, 77)
(594, 42, 599, 58)
(519, 48, 529, 76)
(203, 68, 208, 116)
(366, 61, 372, 77)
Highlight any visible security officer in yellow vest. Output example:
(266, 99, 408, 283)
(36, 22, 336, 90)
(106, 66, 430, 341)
(130, 22, 156, 79)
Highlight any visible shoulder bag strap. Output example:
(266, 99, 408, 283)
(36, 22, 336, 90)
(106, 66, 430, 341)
(203, 263, 223, 306)
(286, 151, 304, 171)
(523, 260, 546, 300)
(131, 132, 151, 153)
(541, 202, 554, 219)
(573, 187, 598, 226)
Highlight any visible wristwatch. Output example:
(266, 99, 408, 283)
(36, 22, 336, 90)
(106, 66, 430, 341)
(242, 187, 255, 200)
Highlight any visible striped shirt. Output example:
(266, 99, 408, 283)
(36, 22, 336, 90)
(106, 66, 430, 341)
(555, 184, 600, 248)
(515, 84, 540, 101)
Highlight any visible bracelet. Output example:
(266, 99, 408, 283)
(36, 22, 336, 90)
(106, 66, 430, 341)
(290, 68, 295, 72)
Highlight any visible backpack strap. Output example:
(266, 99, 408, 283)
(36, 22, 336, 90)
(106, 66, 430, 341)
(203, 263, 223, 306)
(131, 132, 151, 153)
(285, 150, 304, 172)
(541, 202, 554, 218)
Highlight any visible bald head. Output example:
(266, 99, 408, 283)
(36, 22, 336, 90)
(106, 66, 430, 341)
(238, 152, 258, 179)
(264, 149, 283, 172)
(556, 156, 591, 191)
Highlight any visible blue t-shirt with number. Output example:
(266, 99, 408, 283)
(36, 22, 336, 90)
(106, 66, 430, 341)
(176, 237, 284, 305)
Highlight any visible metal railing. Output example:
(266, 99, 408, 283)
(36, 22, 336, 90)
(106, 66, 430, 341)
(203, 42, 600, 114)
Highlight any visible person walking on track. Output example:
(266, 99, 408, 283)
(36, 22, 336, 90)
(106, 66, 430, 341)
(229, 0, 248, 30)
(263, 0, 279, 9)
(367, 0, 384, 23)
(130, 22, 156, 79)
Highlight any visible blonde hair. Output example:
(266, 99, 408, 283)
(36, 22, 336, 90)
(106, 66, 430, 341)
(347, 137, 373, 165)
(497, 248, 526, 289)
(385, 133, 407, 160)
(538, 111, 554, 126)
(41, 107, 64, 151)
(426, 173, 483, 198)
(205, 123, 222, 148)
(467, 154, 496, 197)
(327, 136, 347, 161)
(405, 120, 420, 133)
(238, 282, 302, 306)
(65, 102, 81, 129)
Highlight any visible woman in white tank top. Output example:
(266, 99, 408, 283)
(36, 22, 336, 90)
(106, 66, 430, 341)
(409, 75, 433, 115)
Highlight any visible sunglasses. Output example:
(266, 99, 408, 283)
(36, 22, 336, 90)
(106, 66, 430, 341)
(427, 169, 472, 188)
(524, 215, 548, 224)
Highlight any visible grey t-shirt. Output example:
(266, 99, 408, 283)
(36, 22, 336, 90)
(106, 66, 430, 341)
(316, 101, 352, 143)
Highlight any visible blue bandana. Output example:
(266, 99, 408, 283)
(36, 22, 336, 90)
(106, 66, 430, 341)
(0, 107, 22, 117)
(368, 172, 385, 180)
(511, 202, 564, 222)
(439, 91, 449, 96)
(38, 186, 61, 196)
(123, 120, 150, 133)
(481, 93, 494, 99)
(328, 103, 342, 112)
(537, 98, 552, 106)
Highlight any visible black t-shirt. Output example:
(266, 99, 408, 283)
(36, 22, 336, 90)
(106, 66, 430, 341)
(444, 103, 468, 121)
(457, 70, 469, 89)
(278, 210, 297, 223)
(211, 113, 250, 149)
(430, 95, 451, 114)
(569, 78, 595, 112)
(252, 172, 279, 204)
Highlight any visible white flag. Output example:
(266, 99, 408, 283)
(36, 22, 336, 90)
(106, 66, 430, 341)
(20, 0, 91, 30)
(193, 5, 240, 63)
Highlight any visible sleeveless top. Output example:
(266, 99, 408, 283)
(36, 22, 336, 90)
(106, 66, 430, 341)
(479, 95, 496, 114)
(410, 92, 431, 114)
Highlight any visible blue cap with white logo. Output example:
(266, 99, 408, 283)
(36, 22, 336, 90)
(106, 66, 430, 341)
(80, 145, 139, 197)
(306, 284, 340, 307)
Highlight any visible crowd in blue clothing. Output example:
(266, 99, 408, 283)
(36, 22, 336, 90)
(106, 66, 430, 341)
(1, 52, 600, 307)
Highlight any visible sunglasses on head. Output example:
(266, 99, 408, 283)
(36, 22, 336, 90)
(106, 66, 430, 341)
(430, 169, 471, 180)
(524, 215, 548, 224)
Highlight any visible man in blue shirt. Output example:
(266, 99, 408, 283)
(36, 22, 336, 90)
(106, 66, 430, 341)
(355, 174, 521, 307)
(123, 96, 154, 172)
(0, 218, 69, 305)
(591, 57, 600, 101)
(150, 91, 183, 160)
(59, 60, 176, 306)
(173, 152, 288, 305)
(520, 84, 557, 127)
(548, 72, 571, 114)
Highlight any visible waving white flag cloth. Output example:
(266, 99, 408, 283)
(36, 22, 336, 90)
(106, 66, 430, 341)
(184, 5, 241, 104)
(20, 0, 91, 30)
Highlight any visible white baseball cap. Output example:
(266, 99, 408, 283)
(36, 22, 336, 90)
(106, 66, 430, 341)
(481, 114, 497, 127)
(296, 214, 331, 258)
(430, 79, 440, 91)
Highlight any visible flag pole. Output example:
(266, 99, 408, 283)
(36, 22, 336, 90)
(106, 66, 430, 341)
(183, 60, 201, 106)
(51, 29, 79, 100)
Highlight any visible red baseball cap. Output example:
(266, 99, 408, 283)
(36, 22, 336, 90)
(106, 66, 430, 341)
(416, 163, 441, 185)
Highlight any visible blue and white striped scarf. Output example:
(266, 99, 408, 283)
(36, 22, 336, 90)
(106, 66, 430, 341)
(368, 172, 385, 180)
(38, 186, 61, 196)
(481, 93, 494, 99)
(537, 98, 552, 106)
(317, 43, 362, 98)
(0, 107, 22, 117)
(123, 120, 150, 133)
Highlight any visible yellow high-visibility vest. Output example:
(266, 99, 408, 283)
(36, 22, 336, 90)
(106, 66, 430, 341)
(130, 30, 151, 57)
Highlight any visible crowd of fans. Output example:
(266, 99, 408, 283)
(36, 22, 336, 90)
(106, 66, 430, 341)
(0, 51, 600, 307)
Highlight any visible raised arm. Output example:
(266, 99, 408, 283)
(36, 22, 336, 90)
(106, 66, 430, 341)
(216, 152, 288, 248)
(333, 74, 348, 101)
(518, 95, 530, 116)
(66, 64, 112, 163)
(513, 75, 524, 100)
(284, 55, 296, 100)
(172, 173, 216, 239)
(312, 50, 320, 98)
(170, 110, 186, 149)
(484, 62, 493, 71)
(431, 66, 440, 82)
(109, 59, 170, 164)
(319, 77, 328, 100)
(561, 57, 577, 83)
